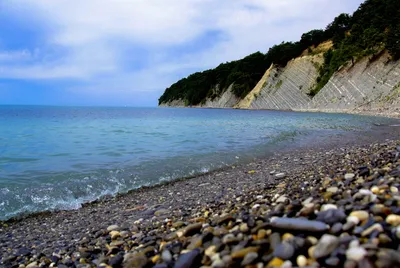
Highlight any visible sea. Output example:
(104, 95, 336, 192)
(0, 105, 398, 220)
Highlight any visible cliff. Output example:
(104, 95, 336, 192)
(158, 0, 400, 117)
(160, 49, 400, 117)
(242, 49, 400, 117)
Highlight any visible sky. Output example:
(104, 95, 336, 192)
(0, 0, 365, 107)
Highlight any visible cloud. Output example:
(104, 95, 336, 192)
(0, 0, 364, 104)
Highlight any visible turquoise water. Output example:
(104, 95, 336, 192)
(0, 105, 398, 220)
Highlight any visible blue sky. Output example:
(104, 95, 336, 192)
(0, 0, 364, 107)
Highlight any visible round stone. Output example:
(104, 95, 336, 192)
(161, 250, 172, 263)
(313, 234, 339, 259)
(241, 252, 258, 266)
(316, 209, 346, 225)
(371, 186, 379, 194)
(239, 223, 249, 233)
(346, 247, 367, 261)
(386, 214, 400, 226)
(327, 187, 339, 194)
(107, 225, 119, 232)
(349, 211, 369, 222)
(273, 242, 295, 260)
(296, 255, 307, 267)
(325, 257, 340, 266)
(321, 204, 338, 211)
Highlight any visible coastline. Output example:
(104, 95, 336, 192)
(158, 105, 400, 119)
(1, 123, 399, 267)
(1, 119, 399, 224)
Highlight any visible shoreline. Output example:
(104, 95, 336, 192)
(158, 106, 400, 119)
(0, 127, 399, 266)
(1, 121, 399, 224)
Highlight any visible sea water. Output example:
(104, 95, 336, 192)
(0, 105, 397, 220)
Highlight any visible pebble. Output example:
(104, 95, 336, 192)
(174, 249, 201, 268)
(275, 173, 286, 179)
(325, 256, 340, 266)
(296, 255, 307, 267)
(241, 252, 258, 266)
(276, 195, 289, 203)
(270, 217, 329, 233)
(267, 257, 284, 267)
(361, 223, 383, 237)
(386, 214, 400, 226)
(349, 211, 369, 222)
(346, 247, 367, 261)
(312, 234, 339, 259)
(316, 209, 346, 225)
(371, 186, 380, 194)
(239, 223, 249, 233)
(346, 215, 360, 225)
(106, 225, 119, 232)
(344, 173, 355, 180)
(161, 250, 172, 262)
(327, 187, 339, 194)
(26, 262, 38, 268)
(282, 260, 293, 268)
(330, 222, 343, 234)
(321, 204, 338, 211)
(154, 209, 170, 216)
(231, 247, 259, 259)
(273, 242, 294, 260)
(182, 223, 203, 237)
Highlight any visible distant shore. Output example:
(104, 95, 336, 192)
(159, 105, 400, 119)
(1, 123, 399, 267)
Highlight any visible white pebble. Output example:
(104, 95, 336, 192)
(346, 216, 360, 225)
(327, 187, 339, 194)
(161, 250, 172, 262)
(275, 173, 286, 179)
(106, 225, 119, 232)
(344, 173, 355, 180)
(276, 195, 288, 203)
(371, 186, 379, 194)
(321, 204, 338, 211)
(296, 255, 307, 267)
(346, 247, 367, 261)
(359, 189, 372, 196)
(282, 260, 293, 268)
(349, 240, 360, 248)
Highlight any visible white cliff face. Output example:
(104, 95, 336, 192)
(298, 51, 400, 117)
(159, 99, 185, 107)
(244, 50, 400, 117)
(247, 54, 323, 110)
(199, 84, 239, 108)
(236, 66, 273, 109)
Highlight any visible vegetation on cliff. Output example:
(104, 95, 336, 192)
(312, 0, 400, 96)
(159, 0, 400, 106)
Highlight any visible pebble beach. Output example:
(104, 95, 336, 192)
(1, 134, 400, 267)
